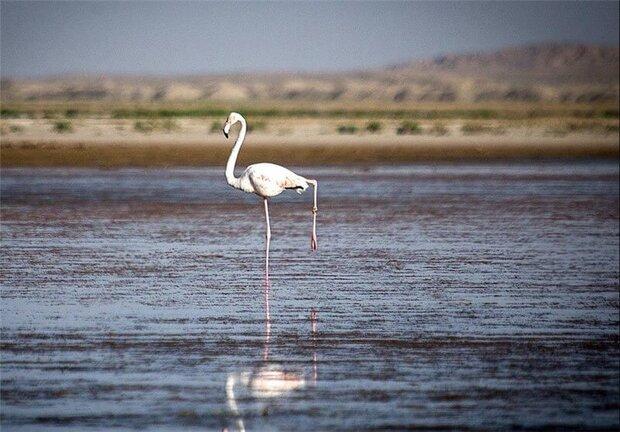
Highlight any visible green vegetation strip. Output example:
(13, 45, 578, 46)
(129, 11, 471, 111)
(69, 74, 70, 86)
(109, 107, 620, 120)
(2, 106, 618, 120)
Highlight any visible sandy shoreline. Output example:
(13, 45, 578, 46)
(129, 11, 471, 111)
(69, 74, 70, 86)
(1, 117, 618, 166)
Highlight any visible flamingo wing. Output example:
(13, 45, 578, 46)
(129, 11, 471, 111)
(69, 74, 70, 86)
(244, 163, 308, 197)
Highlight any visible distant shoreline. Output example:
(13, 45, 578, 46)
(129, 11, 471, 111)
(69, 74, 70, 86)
(2, 103, 618, 167)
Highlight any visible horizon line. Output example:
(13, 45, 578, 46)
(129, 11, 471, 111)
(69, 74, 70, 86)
(2, 40, 617, 81)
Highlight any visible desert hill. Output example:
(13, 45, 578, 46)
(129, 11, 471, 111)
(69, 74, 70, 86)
(1, 43, 618, 103)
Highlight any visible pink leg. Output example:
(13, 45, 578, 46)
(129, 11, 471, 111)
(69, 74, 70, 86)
(263, 289, 271, 361)
(308, 180, 318, 251)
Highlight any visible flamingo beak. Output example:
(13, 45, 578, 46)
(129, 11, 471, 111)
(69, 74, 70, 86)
(223, 122, 230, 139)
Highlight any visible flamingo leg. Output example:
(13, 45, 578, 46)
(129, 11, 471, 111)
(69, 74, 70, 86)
(263, 279, 271, 320)
(263, 298, 271, 361)
(264, 198, 271, 281)
(308, 180, 318, 251)
(263, 275, 271, 335)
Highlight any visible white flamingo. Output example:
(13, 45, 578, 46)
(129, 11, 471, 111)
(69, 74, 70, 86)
(223, 112, 318, 280)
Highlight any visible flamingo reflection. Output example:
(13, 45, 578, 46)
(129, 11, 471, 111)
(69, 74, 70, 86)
(225, 296, 318, 432)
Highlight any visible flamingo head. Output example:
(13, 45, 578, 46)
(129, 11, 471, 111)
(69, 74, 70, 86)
(223, 112, 242, 139)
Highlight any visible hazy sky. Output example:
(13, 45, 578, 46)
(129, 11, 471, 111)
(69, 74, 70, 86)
(1, 1, 619, 77)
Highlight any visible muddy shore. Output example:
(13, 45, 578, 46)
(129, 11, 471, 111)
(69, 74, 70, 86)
(2, 134, 618, 167)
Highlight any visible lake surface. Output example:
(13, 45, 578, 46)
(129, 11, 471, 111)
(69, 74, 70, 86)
(1, 162, 619, 431)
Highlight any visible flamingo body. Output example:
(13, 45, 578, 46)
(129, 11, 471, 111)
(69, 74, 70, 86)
(238, 163, 309, 197)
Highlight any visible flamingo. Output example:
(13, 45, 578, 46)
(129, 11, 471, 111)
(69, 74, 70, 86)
(222, 112, 318, 281)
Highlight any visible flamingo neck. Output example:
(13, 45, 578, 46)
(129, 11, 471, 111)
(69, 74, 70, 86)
(225, 118, 247, 189)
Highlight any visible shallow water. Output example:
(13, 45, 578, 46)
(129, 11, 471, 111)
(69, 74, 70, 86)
(1, 162, 619, 431)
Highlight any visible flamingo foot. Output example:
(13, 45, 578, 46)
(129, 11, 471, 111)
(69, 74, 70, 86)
(311, 234, 318, 251)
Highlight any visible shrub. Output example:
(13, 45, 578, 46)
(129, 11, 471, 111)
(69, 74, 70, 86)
(554, 121, 620, 135)
(160, 118, 179, 132)
(53, 120, 73, 133)
(429, 123, 449, 136)
(396, 121, 422, 135)
(461, 123, 484, 134)
(134, 120, 155, 133)
(601, 109, 619, 119)
(461, 122, 505, 135)
(65, 109, 79, 118)
(133, 119, 179, 133)
(365, 121, 383, 133)
(0, 108, 21, 118)
(337, 124, 357, 134)
(210, 121, 222, 134)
